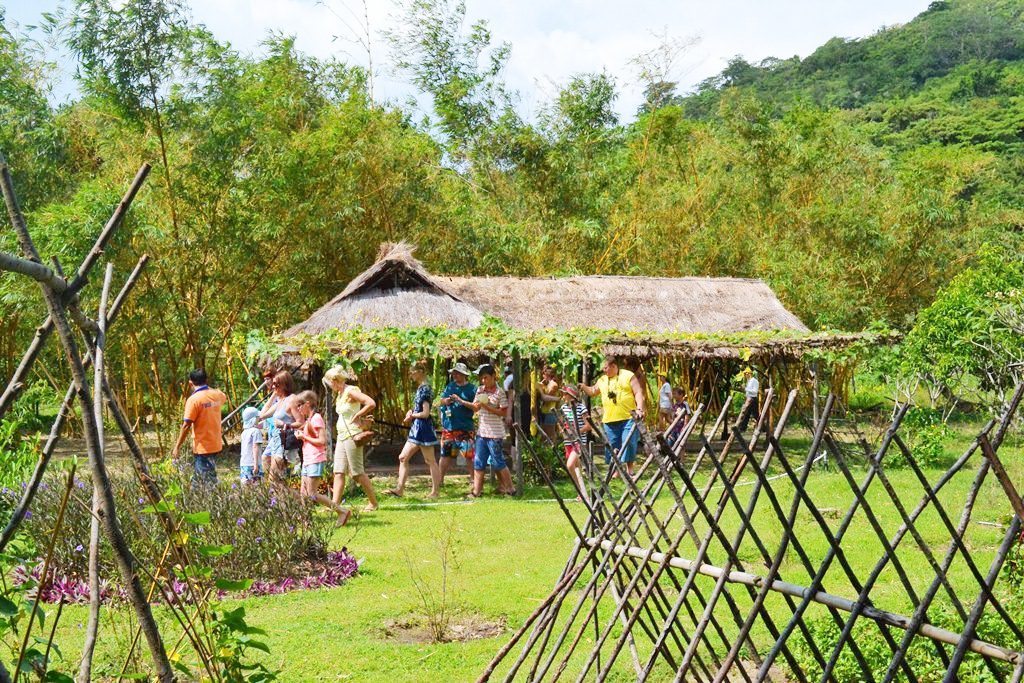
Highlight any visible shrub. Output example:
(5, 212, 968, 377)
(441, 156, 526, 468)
(901, 407, 954, 469)
(789, 594, 1024, 682)
(5, 466, 335, 587)
(0, 416, 39, 516)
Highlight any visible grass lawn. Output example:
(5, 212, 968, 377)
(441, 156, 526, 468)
(44, 427, 1024, 682)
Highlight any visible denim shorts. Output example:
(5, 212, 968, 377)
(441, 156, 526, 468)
(302, 461, 326, 478)
(603, 419, 639, 464)
(473, 436, 506, 471)
(539, 412, 558, 426)
(240, 465, 261, 483)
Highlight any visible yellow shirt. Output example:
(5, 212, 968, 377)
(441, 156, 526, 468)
(596, 370, 637, 423)
(539, 379, 559, 415)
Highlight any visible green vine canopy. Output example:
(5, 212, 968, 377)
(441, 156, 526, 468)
(241, 316, 884, 377)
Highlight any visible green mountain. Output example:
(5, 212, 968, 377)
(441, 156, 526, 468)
(684, 0, 1024, 116)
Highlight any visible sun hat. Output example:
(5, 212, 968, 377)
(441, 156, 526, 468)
(242, 406, 261, 429)
(560, 385, 580, 400)
(450, 362, 472, 377)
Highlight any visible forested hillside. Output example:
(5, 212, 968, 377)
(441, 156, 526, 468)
(2, 0, 1023, 416)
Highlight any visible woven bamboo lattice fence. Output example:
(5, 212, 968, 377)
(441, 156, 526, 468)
(481, 386, 1024, 682)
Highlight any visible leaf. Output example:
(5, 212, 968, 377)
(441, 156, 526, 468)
(182, 565, 213, 580)
(0, 597, 18, 616)
(140, 500, 174, 514)
(197, 544, 233, 558)
(214, 578, 253, 591)
(44, 672, 74, 683)
(182, 511, 211, 525)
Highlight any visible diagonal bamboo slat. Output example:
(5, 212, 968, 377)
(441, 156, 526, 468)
(482, 384, 1024, 682)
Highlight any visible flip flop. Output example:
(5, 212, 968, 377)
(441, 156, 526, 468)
(335, 509, 352, 527)
(362, 504, 378, 512)
(384, 489, 403, 498)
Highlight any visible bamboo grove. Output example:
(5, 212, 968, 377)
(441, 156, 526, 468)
(3, 0, 1024, 423)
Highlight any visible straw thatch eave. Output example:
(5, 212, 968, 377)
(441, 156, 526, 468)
(441, 275, 809, 334)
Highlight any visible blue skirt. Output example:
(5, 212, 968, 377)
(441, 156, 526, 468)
(408, 418, 439, 447)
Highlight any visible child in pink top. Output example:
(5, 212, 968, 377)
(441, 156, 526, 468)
(294, 391, 350, 527)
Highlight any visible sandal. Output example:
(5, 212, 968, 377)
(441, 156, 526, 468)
(362, 504, 378, 512)
(384, 489, 403, 498)
(335, 509, 352, 527)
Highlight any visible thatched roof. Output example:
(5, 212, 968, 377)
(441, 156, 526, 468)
(441, 275, 808, 334)
(281, 243, 814, 345)
(283, 243, 484, 335)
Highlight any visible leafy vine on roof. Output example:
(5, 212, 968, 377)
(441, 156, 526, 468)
(242, 316, 885, 375)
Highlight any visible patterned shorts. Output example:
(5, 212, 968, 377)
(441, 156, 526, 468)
(440, 429, 475, 457)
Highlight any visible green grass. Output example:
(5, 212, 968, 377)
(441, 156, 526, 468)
(38, 428, 1024, 682)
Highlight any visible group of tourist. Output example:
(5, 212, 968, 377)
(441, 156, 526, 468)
(173, 358, 765, 514)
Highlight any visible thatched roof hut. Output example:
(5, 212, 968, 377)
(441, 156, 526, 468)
(284, 243, 484, 335)
(282, 243, 812, 342)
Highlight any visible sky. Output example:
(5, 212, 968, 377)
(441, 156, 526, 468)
(3, 0, 933, 121)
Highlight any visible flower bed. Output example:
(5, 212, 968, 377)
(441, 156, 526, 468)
(13, 550, 359, 605)
(4, 465, 358, 603)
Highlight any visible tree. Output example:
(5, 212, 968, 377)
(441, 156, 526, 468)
(387, 0, 514, 159)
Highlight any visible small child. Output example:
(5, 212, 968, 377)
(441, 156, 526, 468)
(240, 406, 264, 484)
(667, 388, 692, 445)
(559, 385, 591, 501)
(293, 391, 351, 526)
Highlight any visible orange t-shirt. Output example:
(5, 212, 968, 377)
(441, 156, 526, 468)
(183, 387, 227, 455)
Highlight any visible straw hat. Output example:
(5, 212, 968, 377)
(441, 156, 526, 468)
(561, 385, 580, 400)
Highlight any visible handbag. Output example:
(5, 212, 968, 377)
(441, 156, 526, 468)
(281, 426, 301, 451)
(339, 389, 375, 447)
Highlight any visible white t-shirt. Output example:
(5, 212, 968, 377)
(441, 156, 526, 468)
(745, 377, 760, 399)
(240, 426, 264, 467)
(658, 382, 672, 410)
(503, 374, 514, 392)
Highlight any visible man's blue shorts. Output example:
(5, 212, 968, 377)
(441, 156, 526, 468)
(193, 453, 219, 485)
(603, 419, 639, 464)
(473, 436, 507, 471)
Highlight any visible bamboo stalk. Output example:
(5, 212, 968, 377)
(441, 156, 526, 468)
(79, 264, 113, 683)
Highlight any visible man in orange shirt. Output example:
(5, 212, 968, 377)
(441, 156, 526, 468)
(172, 369, 228, 485)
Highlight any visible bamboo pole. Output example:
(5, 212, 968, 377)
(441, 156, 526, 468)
(78, 264, 113, 683)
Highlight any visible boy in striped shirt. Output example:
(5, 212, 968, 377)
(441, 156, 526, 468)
(454, 364, 514, 497)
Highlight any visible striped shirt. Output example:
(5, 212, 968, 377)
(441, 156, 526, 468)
(560, 402, 590, 445)
(475, 386, 508, 439)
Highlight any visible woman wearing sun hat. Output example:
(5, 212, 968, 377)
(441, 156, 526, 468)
(323, 365, 378, 511)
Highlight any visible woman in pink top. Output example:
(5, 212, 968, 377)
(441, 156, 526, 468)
(294, 391, 351, 526)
